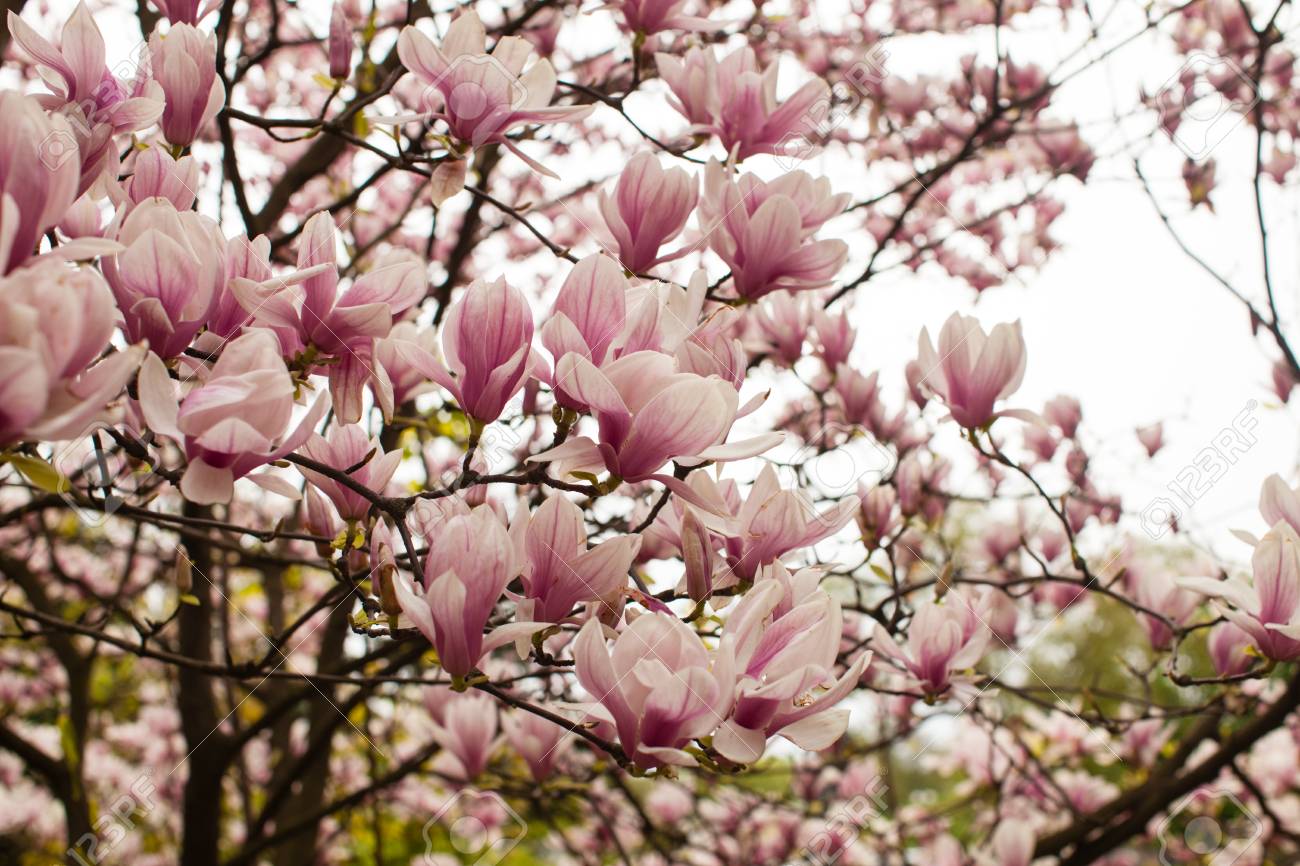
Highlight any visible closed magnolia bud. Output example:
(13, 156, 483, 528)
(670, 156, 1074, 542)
(680, 507, 714, 602)
(328, 1, 352, 80)
(370, 521, 401, 616)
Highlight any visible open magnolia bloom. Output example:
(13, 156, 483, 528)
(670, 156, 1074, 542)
(528, 351, 782, 503)
(712, 572, 872, 763)
(574, 612, 736, 769)
(393, 506, 543, 680)
(515, 494, 641, 624)
(395, 10, 592, 172)
(1179, 522, 1300, 661)
(870, 592, 993, 697)
(137, 329, 329, 503)
(915, 313, 1030, 429)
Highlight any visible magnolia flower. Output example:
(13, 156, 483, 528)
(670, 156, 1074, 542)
(915, 313, 1028, 429)
(150, 24, 225, 147)
(871, 594, 992, 696)
(540, 254, 628, 381)
(857, 484, 899, 550)
(1259, 473, 1300, 533)
(574, 613, 734, 768)
(977, 820, 1035, 866)
(328, 1, 353, 80)
(1207, 620, 1253, 677)
(608, 0, 715, 35)
(531, 350, 780, 492)
(1043, 394, 1082, 438)
(502, 709, 569, 782)
(518, 495, 640, 623)
(204, 233, 273, 345)
(393, 507, 542, 680)
(1132, 571, 1199, 650)
(374, 322, 439, 409)
(103, 197, 227, 360)
(232, 212, 425, 422)
(148, 0, 218, 24)
(1179, 522, 1300, 661)
(657, 46, 831, 162)
(396, 12, 592, 171)
(296, 425, 402, 522)
(0, 258, 143, 444)
(430, 691, 500, 782)
(713, 576, 871, 762)
(0, 92, 81, 275)
(125, 147, 200, 211)
(8, 4, 164, 190)
(812, 307, 856, 370)
(137, 330, 329, 504)
(598, 153, 698, 273)
(720, 464, 858, 582)
(418, 276, 537, 424)
(1136, 421, 1164, 457)
(700, 160, 848, 300)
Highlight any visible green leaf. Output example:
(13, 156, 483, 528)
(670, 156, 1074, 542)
(3, 454, 69, 494)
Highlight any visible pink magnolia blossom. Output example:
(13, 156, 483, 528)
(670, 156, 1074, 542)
(1207, 620, 1253, 677)
(148, 0, 218, 24)
(541, 254, 627, 379)
(597, 152, 697, 273)
(517, 495, 640, 623)
(700, 160, 848, 301)
(502, 709, 569, 782)
(6, 4, 162, 162)
(396, 12, 592, 170)
(573, 613, 734, 768)
(125, 146, 200, 211)
(915, 313, 1028, 429)
(812, 307, 856, 371)
(8, 4, 164, 191)
(978, 820, 1035, 866)
(296, 425, 402, 522)
(1179, 522, 1300, 661)
(0, 92, 81, 275)
(712, 575, 871, 763)
(834, 365, 882, 429)
(656, 46, 831, 162)
(533, 350, 780, 487)
(149, 24, 225, 147)
(233, 212, 425, 422)
(608, 0, 715, 35)
(1133, 571, 1198, 650)
(103, 197, 227, 359)
(0, 258, 143, 444)
(871, 593, 992, 696)
(393, 507, 541, 680)
(720, 464, 858, 582)
(430, 691, 500, 782)
(417, 276, 537, 424)
(328, 1, 353, 80)
(203, 233, 273, 345)
(1259, 473, 1300, 533)
(374, 322, 439, 409)
(1043, 394, 1082, 438)
(137, 330, 328, 504)
(857, 484, 899, 550)
(1136, 422, 1164, 457)
(751, 292, 811, 365)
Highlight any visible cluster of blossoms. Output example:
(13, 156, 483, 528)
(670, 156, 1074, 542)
(2, 0, 1300, 864)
